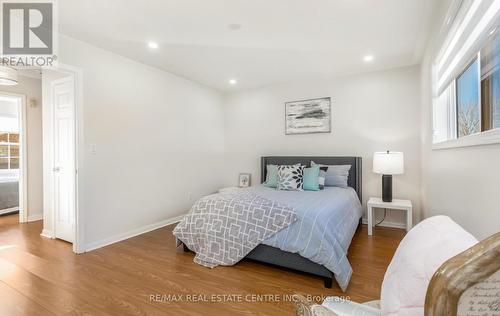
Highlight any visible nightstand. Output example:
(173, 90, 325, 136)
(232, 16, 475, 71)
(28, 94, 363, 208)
(367, 197, 412, 236)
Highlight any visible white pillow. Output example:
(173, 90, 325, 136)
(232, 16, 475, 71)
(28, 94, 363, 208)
(380, 216, 478, 316)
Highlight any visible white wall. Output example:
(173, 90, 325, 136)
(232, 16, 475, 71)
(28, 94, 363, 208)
(420, 1, 500, 240)
(55, 36, 225, 248)
(223, 66, 422, 226)
(0, 75, 43, 219)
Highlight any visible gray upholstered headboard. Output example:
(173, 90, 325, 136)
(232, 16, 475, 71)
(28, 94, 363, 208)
(261, 156, 362, 201)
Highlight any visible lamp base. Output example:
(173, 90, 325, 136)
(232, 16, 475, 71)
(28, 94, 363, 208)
(382, 175, 393, 202)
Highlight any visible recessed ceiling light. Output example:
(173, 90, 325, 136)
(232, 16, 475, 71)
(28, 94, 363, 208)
(228, 24, 242, 31)
(363, 55, 374, 62)
(148, 41, 159, 49)
(229, 79, 237, 85)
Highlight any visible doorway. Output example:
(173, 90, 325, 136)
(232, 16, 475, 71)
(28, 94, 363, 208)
(0, 93, 27, 222)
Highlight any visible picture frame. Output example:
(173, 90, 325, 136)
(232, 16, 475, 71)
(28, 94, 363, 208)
(238, 173, 251, 188)
(285, 97, 331, 135)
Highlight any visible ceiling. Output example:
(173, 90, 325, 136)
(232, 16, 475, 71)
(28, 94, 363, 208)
(59, 0, 438, 92)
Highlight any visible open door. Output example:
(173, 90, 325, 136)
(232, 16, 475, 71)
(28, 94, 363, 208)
(52, 77, 75, 243)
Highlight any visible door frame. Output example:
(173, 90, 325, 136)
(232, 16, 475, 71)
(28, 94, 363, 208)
(42, 63, 84, 254)
(0, 92, 28, 223)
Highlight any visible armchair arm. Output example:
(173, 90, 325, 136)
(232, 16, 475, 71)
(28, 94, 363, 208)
(293, 294, 338, 316)
(322, 297, 382, 316)
(293, 294, 382, 316)
(425, 232, 500, 315)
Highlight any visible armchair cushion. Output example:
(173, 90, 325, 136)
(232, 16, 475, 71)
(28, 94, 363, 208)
(380, 216, 478, 316)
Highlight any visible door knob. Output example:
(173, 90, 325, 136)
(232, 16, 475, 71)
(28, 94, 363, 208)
(53, 167, 60, 172)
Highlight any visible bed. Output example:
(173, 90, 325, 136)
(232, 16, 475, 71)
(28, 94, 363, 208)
(176, 156, 362, 290)
(246, 156, 362, 290)
(0, 179, 19, 215)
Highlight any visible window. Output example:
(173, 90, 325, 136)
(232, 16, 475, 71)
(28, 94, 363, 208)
(480, 32, 500, 131)
(0, 132, 20, 170)
(432, 1, 500, 148)
(456, 59, 480, 137)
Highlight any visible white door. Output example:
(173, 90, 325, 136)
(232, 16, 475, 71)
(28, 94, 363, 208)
(52, 77, 75, 243)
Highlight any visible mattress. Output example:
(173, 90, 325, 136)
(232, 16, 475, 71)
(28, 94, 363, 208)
(245, 185, 363, 290)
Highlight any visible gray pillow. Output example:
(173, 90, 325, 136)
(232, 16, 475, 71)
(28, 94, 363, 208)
(311, 161, 351, 188)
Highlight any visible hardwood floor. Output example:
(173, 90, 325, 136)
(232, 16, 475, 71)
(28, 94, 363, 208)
(0, 214, 404, 315)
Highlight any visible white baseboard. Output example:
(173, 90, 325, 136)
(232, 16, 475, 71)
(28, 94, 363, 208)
(362, 218, 406, 230)
(84, 214, 186, 252)
(40, 229, 55, 239)
(27, 213, 43, 222)
(0, 207, 19, 215)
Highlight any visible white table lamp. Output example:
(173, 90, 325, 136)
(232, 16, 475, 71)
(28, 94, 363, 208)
(373, 151, 404, 202)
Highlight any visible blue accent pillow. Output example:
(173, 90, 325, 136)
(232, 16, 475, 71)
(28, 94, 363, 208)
(303, 166, 320, 191)
(263, 164, 278, 188)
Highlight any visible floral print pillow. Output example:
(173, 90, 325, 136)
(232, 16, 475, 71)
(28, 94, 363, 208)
(277, 165, 305, 191)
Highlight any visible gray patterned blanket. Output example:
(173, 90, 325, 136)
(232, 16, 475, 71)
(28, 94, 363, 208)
(173, 192, 297, 268)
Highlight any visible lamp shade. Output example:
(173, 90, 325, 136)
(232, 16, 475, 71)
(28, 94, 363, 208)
(373, 151, 404, 175)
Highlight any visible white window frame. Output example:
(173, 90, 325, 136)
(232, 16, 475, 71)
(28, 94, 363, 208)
(432, 0, 500, 150)
(433, 80, 457, 144)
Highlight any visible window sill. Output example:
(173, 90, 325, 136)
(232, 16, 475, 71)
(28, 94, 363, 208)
(432, 128, 500, 150)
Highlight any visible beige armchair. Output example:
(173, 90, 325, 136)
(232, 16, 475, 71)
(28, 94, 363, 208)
(294, 220, 499, 316)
